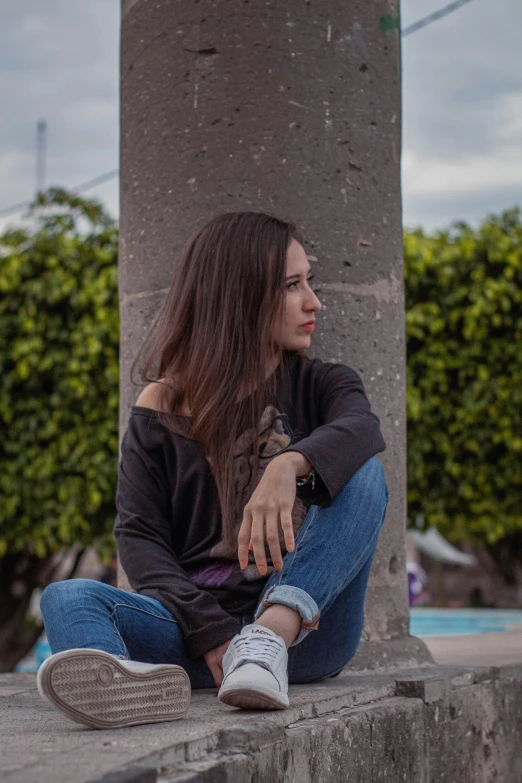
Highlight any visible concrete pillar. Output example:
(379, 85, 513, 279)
(119, 0, 433, 668)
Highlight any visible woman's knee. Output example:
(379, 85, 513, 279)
(341, 457, 388, 505)
(40, 578, 106, 616)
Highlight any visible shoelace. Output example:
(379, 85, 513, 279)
(233, 634, 284, 669)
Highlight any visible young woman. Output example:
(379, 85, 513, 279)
(37, 211, 389, 730)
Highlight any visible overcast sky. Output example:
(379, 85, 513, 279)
(1, 0, 520, 233)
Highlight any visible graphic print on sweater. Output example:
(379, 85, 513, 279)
(187, 404, 309, 587)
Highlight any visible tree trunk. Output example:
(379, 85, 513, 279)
(0, 547, 86, 672)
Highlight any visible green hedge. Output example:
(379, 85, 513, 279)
(405, 207, 522, 543)
(0, 190, 119, 560)
(1, 192, 521, 558)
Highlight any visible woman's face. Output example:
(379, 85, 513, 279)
(273, 238, 322, 350)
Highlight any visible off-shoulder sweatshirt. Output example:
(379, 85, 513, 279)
(113, 350, 386, 659)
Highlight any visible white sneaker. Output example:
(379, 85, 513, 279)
(37, 648, 191, 729)
(218, 625, 289, 710)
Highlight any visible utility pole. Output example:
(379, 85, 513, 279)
(36, 119, 47, 195)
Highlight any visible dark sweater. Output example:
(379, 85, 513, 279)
(113, 350, 386, 659)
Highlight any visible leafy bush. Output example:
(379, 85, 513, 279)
(0, 189, 119, 562)
(405, 208, 522, 544)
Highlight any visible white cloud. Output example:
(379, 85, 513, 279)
(0, 0, 120, 231)
(403, 147, 522, 197)
(0, 0, 520, 234)
(0, 149, 31, 183)
(401, 0, 522, 229)
(402, 91, 522, 197)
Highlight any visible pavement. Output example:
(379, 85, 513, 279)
(1, 667, 402, 782)
(1, 632, 521, 783)
(423, 629, 522, 666)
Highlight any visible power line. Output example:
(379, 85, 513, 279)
(0, 198, 37, 219)
(403, 0, 476, 37)
(36, 120, 47, 194)
(0, 168, 119, 219)
(0, 0, 478, 220)
(73, 168, 119, 194)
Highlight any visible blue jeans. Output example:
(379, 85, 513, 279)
(40, 457, 388, 688)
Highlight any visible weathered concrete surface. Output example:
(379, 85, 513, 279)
(424, 629, 522, 667)
(119, 0, 430, 666)
(2, 658, 521, 782)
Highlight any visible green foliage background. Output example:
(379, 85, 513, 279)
(405, 207, 522, 544)
(0, 193, 521, 561)
(0, 190, 119, 561)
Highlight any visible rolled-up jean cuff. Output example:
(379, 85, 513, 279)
(253, 585, 320, 647)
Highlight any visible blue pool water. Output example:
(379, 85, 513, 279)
(410, 608, 522, 636)
(14, 636, 52, 672)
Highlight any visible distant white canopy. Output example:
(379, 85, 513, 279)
(407, 527, 477, 566)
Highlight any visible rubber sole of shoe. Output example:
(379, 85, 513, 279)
(37, 649, 191, 729)
(218, 685, 289, 710)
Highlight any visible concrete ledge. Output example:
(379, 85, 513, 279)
(2, 660, 521, 783)
(347, 635, 434, 671)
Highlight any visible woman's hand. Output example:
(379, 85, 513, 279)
(204, 639, 231, 687)
(237, 451, 311, 576)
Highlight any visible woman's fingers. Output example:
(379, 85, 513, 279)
(250, 512, 267, 576)
(265, 509, 283, 571)
(209, 660, 222, 687)
(237, 513, 252, 569)
(239, 500, 295, 574)
(204, 650, 224, 687)
(280, 506, 295, 553)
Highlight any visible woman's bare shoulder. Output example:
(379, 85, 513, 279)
(135, 378, 169, 411)
(135, 377, 190, 415)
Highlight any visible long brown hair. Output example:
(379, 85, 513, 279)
(131, 211, 308, 551)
